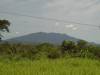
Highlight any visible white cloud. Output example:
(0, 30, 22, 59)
(15, 32, 19, 34)
(55, 22, 59, 26)
(72, 27, 78, 31)
(65, 24, 74, 28)
(65, 24, 78, 30)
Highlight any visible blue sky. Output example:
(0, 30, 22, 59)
(0, 0, 100, 43)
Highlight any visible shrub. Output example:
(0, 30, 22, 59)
(0, 41, 100, 60)
(36, 43, 61, 59)
(61, 40, 76, 53)
(89, 46, 100, 58)
(47, 47, 61, 59)
(77, 40, 88, 49)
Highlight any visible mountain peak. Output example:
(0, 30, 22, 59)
(7, 32, 79, 44)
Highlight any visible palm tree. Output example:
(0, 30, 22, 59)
(0, 19, 10, 40)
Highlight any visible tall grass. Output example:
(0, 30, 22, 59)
(0, 41, 100, 75)
(0, 58, 100, 75)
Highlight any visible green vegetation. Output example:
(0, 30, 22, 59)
(0, 40, 100, 60)
(0, 19, 10, 40)
(0, 37, 100, 75)
(0, 58, 100, 75)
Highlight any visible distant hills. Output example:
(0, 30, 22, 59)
(6, 32, 80, 44)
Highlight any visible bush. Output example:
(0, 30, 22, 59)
(36, 43, 61, 59)
(47, 47, 61, 59)
(77, 40, 88, 49)
(61, 40, 76, 53)
(0, 41, 100, 60)
(89, 46, 100, 58)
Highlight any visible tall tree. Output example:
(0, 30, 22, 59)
(61, 40, 76, 53)
(0, 19, 10, 40)
(77, 40, 88, 49)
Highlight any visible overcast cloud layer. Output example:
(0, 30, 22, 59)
(0, 0, 100, 43)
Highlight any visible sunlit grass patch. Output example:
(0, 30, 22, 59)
(0, 58, 100, 75)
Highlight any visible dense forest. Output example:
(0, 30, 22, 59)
(0, 40, 100, 60)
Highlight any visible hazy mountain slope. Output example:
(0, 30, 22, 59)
(6, 32, 80, 44)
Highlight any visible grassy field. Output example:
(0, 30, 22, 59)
(0, 58, 100, 75)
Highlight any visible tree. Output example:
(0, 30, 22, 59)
(77, 40, 88, 49)
(61, 40, 76, 53)
(0, 19, 10, 40)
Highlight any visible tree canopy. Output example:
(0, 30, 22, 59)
(0, 19, 10, 40)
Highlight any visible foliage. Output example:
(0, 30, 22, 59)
(0, 19, 10, 40)
(77, 40, 88, 49)
(0, 40, 100, 60)
(61, 40, 76, 53)
(47, 47, 61, 59)
(0, 58, 100, 75)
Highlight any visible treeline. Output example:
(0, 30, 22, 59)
(0, 40, 100, 60)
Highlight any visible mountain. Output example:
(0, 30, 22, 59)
(6, 32, 80, 44)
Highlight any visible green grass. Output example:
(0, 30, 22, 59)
(0, 58, 100, 75)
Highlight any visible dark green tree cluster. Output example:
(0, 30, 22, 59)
(0, 19, 10, 41)
(0, 40, 100, 60)
(0, 42, 61, 60)
(61, 40, 100, 58)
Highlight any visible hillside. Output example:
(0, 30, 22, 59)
(6, 32, 79, 44)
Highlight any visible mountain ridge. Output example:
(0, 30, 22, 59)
(6, 32, 80, 44)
